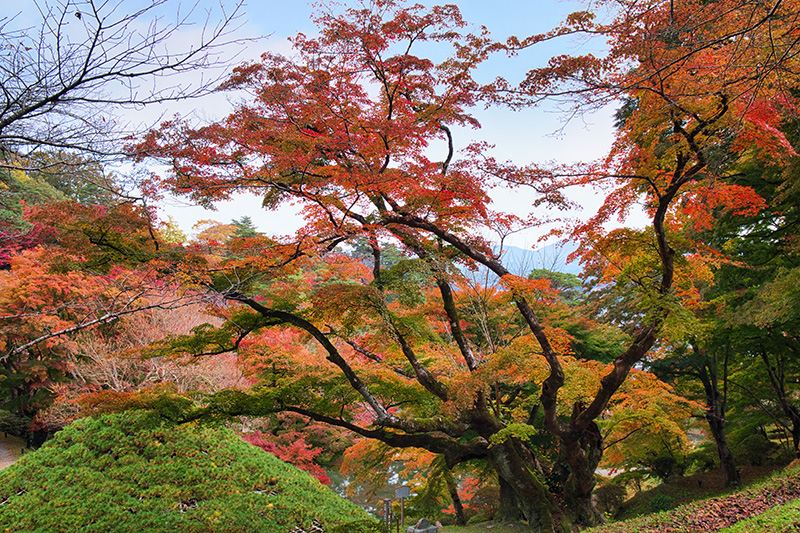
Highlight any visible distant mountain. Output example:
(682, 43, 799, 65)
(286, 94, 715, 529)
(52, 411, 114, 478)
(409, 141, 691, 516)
(460, 241, 582, 285)
(494, 241, 582, 276)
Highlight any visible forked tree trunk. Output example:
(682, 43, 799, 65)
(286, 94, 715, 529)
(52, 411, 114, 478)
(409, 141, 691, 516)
(487, 438, 555, 533)
(698, 346, 739, 486)
(758, 348, 800, 457)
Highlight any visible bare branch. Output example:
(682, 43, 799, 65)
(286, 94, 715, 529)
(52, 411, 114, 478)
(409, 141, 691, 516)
(0, 0, 249, 166)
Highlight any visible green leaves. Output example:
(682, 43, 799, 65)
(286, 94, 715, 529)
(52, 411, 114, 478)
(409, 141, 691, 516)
(747, 267, 800, 328)
(489, 423, 538, 447)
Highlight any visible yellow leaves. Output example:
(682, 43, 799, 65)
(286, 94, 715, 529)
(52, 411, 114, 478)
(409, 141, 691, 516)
(192, 220, 236, 244)
(479, 334, 564, 390)
(489, 423, 538, 448)
(599, 367, 702, 470)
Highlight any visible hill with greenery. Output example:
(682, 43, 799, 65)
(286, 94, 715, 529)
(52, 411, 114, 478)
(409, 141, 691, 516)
(584, 464, 800, 533)
(0, 410, 378, 532)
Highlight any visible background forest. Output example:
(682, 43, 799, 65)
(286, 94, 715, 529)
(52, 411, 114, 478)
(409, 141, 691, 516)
(1, 0, 800, 532)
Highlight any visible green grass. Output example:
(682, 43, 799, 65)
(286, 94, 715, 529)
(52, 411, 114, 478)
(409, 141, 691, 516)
(411, 466, 800, 533)
(614, 465, 781, 521)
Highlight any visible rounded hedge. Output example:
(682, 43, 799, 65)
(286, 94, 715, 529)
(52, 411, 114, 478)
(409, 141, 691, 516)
(0, 411, 378, 532)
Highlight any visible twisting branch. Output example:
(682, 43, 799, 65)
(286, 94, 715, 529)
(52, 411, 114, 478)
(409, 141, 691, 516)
(1, 294, 204, 363)
(343, 339, 415, 379)
(391, 323, 449, 401)
(283, 406, 488, 464)
(225, 291, 394, 423)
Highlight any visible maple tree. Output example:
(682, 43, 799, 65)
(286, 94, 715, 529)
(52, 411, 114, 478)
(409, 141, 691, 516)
(481, 0, 800, 515)
(136, 1, 580, 528)
(127, 0, 800, 530)
(611, 79, 800, 486)
(0, 152, 126, 268)
(695, 135, 800, 468)
(0, 194, 212, 429)
(243, 430, 331, 485)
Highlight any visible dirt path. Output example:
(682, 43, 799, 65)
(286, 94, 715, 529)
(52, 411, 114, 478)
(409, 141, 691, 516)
(0, 434, 25, 469)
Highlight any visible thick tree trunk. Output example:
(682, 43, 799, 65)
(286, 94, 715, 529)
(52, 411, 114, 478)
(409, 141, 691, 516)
(559, 423, 605, 527)
(497, 477, 524, 523)
(488, 438, 555, 533)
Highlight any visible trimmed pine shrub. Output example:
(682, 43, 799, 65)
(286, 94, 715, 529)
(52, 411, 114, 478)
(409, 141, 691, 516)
(0, 410, 376, 532)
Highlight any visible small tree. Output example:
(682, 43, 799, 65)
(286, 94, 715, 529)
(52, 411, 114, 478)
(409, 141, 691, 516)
(0, 0, 245, 168)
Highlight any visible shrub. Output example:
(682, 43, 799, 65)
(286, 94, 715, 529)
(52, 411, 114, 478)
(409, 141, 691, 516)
(594, 483, 627, 518)
(648, 494, 675, 513)
(610, 470, 648, 494)
(0, 410, 377, 532)
(0, 410, 29, 437)
(728, 422, 780, 466)
(467, 511, 494, 524)
(648, 455, 682, 481)
(685, 442, 718, 475)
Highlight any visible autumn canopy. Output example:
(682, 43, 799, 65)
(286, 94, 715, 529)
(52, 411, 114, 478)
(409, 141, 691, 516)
(2, 0, 800, 532)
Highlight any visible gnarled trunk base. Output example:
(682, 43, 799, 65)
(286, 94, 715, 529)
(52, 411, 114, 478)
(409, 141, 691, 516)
(559, 418, 605, 528)
(488, 438, 555, 533)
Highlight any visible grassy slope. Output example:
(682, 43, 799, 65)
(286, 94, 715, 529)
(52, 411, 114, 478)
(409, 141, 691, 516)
(718, 497, 800, 532)
(585, 464, 800, 533)
(613, 465, 782, 521)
